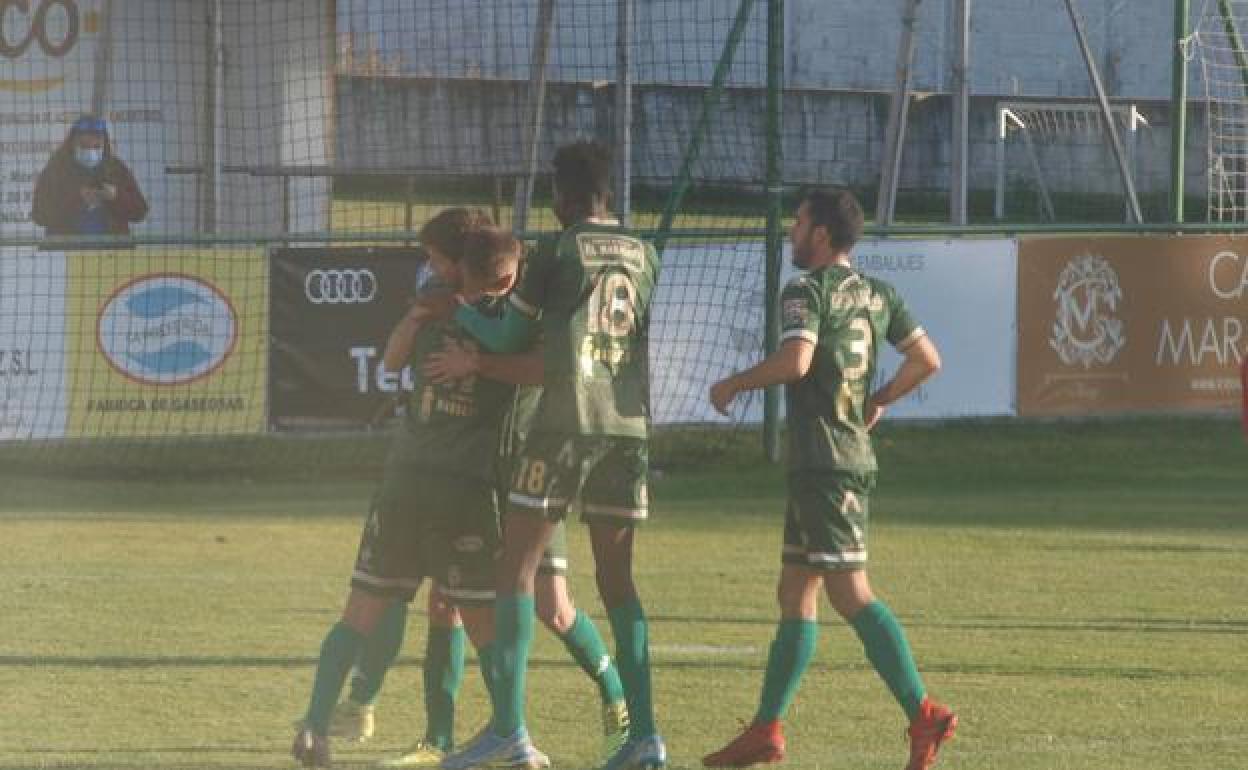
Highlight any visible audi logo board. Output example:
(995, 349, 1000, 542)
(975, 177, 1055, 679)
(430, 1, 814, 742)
(269, 248, 427, 429)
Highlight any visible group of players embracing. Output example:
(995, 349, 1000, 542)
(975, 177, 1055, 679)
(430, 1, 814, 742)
(291, 140, 957, 770)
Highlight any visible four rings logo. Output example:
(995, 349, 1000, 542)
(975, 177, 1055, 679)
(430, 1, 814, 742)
(1050, 254, 1126, 368)
(305, 268, 377, 305)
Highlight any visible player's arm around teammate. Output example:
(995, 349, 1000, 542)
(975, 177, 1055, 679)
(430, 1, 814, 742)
(292, 209, 510, 769)
(424, 290, 635, 761)
(704, 190, 955, 770)
(430, 142, 665, 770)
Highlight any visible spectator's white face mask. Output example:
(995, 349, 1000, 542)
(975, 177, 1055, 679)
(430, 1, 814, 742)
(75, 147, 103, 169)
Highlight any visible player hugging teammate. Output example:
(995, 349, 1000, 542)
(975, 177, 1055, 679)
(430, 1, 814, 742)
(293, 207, 628, 769)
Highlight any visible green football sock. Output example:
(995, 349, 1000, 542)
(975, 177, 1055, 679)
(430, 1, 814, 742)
(348, 600, 408, 706)
(423, 624, 466, 751)
(477, 642, 499, 708)
(607, 598, 656, 738)
(850, 600, 926, 720)
(493, 594, 535, 736)
(304, 621, 367, 735)
(559, 610, 626, 705)
(754, 618, 819, 723)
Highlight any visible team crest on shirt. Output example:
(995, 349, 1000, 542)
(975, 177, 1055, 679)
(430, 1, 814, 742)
(783, 298, 809, 326)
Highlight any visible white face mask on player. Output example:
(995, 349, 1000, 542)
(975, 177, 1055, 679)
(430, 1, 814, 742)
(75, 147, 104, 169)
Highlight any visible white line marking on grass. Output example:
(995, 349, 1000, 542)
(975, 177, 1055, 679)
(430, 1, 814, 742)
(652, 643, 759, 656)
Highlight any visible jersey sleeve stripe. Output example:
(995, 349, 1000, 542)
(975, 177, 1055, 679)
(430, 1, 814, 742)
(509, 292, 540, 319)
(781, 329, 819, 344)
(895, 326, 927, 351)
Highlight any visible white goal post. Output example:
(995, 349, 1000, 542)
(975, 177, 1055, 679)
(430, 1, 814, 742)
(994, 101, 1147, 222)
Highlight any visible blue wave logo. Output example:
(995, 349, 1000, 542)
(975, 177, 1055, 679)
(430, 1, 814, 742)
(125, 287, 208, 319)
(98, 276, 237, 385)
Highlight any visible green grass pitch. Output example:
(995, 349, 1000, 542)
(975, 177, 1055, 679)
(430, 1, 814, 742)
(2, 418, 1246, 769)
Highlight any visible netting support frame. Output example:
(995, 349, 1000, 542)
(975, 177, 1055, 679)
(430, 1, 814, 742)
(1062, 0, 1144, 223)
(653, 0, 757, 255)
(614, 0, 634, 228)
(763, 0, 784, 463)
(950, 0, 971, 225)
(1172, 0, 1191, 223)
(876, 0, 923, 226)
(512, 0, 557, 234)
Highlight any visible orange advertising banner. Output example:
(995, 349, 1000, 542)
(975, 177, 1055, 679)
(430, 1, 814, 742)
(1018, 236, 1246, 416)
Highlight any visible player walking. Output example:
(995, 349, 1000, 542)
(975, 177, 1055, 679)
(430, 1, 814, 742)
(703, 189, 956, 770)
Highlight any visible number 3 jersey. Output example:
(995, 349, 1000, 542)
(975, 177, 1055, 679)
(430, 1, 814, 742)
(780, 265, 925, 474)
(509, 221, 660, 438)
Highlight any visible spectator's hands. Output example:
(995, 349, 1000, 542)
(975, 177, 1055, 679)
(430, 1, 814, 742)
(80, 186, 102, 207)
(424, 338, 479, 385)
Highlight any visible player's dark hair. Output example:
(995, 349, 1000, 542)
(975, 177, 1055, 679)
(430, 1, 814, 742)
(419, 207, 493, 263)
(552, 140, 611, 216)
(801, 188, 864, 252)
(462, 226, 522, 281)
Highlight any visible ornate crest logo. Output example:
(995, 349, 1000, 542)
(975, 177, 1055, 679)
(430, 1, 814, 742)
(1050, 254, 1125, 368)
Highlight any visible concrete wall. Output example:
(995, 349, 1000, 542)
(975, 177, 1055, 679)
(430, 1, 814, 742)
(340, 0, 1203, 98)
(334, 0, 1212, 207)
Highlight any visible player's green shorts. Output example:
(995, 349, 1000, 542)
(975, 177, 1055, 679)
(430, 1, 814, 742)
(506, 432, 649, 525)
(500, 455, 569, 576)
(782, 470, 876, 571)
(351, 459, 500, 605)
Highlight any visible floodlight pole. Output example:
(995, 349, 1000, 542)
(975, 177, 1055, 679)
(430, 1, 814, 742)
(615, 0, 633, 227)
(513, 0, 556, 234)
(950, 0, 970, 224)
(763, 0, 784, 463)
(1062, 0, 1143, 223)
(877, 0, 923, 225)
(1171, 0, 1190, 223)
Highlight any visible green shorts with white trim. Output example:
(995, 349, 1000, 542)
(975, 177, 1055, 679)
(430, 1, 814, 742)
(506, 432, 649, 526)
(782, 470, 876, 571)
(351, 459, 500, 605)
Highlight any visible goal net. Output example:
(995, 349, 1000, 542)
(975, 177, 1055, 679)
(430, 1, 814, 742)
(994, 101, 1146, 223)
(1196, 0, 1248, 222)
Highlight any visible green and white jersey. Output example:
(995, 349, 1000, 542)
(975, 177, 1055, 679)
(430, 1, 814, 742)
(393, 296, 516, 482)
(510, 220, 660, 438)
(781, 265, 924, 473)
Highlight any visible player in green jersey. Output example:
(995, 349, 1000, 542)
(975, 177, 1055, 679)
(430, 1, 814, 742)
(434, 141, 666, 770)
(293, 216, 552, 770)
(702, 189, 956, 770)
(302, 212, 628, 770)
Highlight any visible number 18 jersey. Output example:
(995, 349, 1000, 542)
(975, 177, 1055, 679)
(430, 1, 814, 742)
(780, 265, 925, 473)
(509, 221, 660, 438)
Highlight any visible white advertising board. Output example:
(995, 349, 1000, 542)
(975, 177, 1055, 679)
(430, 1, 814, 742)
(0, 248, 67, 439)
(649, 238, 1017, 424)
(846, 238, 1017, 418)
